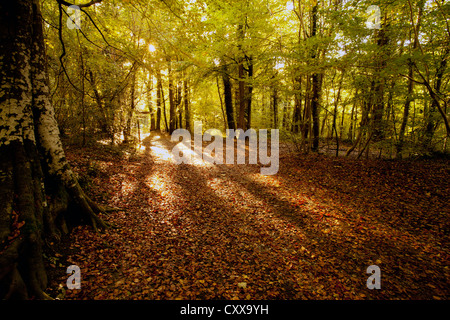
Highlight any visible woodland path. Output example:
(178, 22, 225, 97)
(50, 133, 449, 300)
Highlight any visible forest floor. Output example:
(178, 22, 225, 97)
(46, 132, 449, 300)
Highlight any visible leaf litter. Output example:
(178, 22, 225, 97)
(47, 134, 449, 300)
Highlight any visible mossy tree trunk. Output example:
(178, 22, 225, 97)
(0, 0, 107, 300)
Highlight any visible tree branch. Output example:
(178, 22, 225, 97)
(399, 73, 425, 85)
(57, 2, 82, 93)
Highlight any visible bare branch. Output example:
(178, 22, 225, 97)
(57, 2, 82, 93)
(399, 73, 425, 85)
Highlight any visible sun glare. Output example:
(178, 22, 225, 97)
(286, 1, 294, 11)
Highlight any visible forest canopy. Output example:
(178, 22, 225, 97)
(43, 0, 449, 158)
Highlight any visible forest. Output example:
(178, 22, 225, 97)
(0, 0, 449, 303)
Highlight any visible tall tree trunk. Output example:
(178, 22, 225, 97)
(371, 18, 390, 143)
(272, 83, 278, 129)
(397, 59, 415, 157)
(348, 90, 358, 142)
(236, 24, 247, 130)
(303, 76, 311, 148)
(156, 69, 163, 132)
(310, 3, 320, 152)
(238, 62, 246, 130)
(311, 76, 320, 151)
(79, 47, 86, 146)
(246, 56, 253, 129)
(221, 59, 235, 130)
(156, 68, 169, 132)
(283, 103, 290, 130)
(123, 71, 136, 144)
(0, 0, 107, 300)
(168, 59, 176, 134)
(292, 74, 302, 133)
(147, 73, 156, 131)
(183, 75, 191, 133)
(292, 4, 305, 135)
(176, 78, 182, 129)
(217, 76, 227, 132)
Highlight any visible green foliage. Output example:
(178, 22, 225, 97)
(42, 0, 449, 157)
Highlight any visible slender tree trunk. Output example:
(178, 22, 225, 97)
(156, 68, 169, 133)
(311, 75, 320, 151)
(238, 62, 246, 130)
(292, 6, 304, 135)
(303, 76, 311, 151)
(348, 91, 358, 142)
(246, 56, 253, 129)
(237, 24, 246, 130)
(168, 59, 176, 134)
(371, 20, 390, 142)
(221, 59, 235, 130)
(292, 74, 302, 133)
(397, 59, 415, 157)
(79, 48, 86, 146)
(310, 3, 320, 152)
(156, 69, 163, 131)
(176, 78, 182, 129)
(217, 76, 227, 132)
(123, 71, 136, 144)
(0, 0, 107, 300)
(283, 103, 290, 130)
(183, 75, 191, 133)
(272, 82, 278, 129)
(147, 73, 156, 131)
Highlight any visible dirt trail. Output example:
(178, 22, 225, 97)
(54, 132, 449, 300)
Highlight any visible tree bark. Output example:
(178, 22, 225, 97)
(175, 76, 182, 129)
(156, 68, 169, 132)
(147, 73, 156, 131)
(183, 76, 191, 133)
(292, 74, 302, 133)
(156, 69, 163, 132)
(245, 56, 253, 130)
(168, 59, 176, 134)
(272, 83, 278, 129)
(371, 17, 390, 143)
(217, 76, 227, 132)
(237, 24, 246, 130)
(221, 59, 235, 130)
(310, 3, 320, 152)
(0, 0, 107, 300)
(123, 71, 136, 144)
(238, 62, 246, 130)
